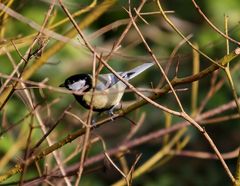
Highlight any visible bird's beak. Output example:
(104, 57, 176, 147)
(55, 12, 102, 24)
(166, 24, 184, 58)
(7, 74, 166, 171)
(59, 83, 65, 87)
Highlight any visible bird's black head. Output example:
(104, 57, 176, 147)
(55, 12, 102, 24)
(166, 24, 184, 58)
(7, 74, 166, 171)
(60, 74, 92, 92)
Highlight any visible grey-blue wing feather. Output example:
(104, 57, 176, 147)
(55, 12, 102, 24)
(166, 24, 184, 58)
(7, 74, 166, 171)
(95, 73, 121, 90)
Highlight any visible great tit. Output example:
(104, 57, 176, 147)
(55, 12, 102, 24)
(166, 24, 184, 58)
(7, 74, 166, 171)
(60, 62, 153, 113)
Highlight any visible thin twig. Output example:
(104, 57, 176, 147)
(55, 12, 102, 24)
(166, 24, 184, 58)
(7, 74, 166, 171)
(191, 0, 240, 45)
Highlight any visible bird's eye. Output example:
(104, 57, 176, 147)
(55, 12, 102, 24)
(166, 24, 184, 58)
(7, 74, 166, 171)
(67, 80, 74, 84)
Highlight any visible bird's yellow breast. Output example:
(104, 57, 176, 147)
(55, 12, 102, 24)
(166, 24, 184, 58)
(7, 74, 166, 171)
(83, 82, 126, 110)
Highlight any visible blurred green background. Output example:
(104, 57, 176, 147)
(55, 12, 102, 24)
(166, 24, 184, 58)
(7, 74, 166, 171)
(0, 0, 240, 185)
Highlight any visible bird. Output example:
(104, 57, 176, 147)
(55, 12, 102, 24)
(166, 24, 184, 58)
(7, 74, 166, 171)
(60, 62, 154, 114)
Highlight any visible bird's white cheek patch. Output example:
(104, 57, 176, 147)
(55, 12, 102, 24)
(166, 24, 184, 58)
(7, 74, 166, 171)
(68, 80, 86, 91)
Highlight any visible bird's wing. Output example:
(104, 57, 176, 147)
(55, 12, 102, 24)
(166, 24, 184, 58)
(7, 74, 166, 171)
(95, 62, 154, 91)
(95, 73, 121, 91)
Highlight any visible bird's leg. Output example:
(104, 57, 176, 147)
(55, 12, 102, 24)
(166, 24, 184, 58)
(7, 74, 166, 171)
(91, 117, 97, 128)
(107, 102, 122, 121)
(91, 112, 103, 128)
(108, 107, 115, 121)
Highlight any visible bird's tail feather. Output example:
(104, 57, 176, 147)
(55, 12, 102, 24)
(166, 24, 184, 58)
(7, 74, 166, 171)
(122, 62, 154, 80)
